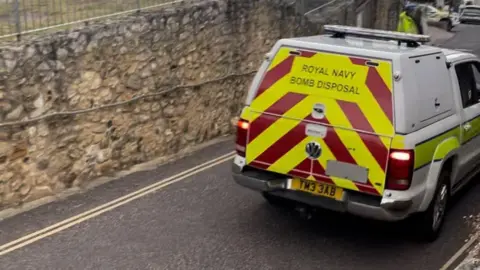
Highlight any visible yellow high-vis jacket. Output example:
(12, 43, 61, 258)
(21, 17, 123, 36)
(397, 11, 419, 34)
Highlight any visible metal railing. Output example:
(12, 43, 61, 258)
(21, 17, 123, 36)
(0, 0, 185, 40)
(303, 0, 341, 16)
(301, 0, 355, 26)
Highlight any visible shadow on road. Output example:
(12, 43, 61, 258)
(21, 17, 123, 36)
(244, 175, 480, 249)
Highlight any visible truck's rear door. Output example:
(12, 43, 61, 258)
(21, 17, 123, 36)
(242, 46, 395, 196)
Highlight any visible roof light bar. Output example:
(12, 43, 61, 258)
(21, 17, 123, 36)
(323, 25, 431, 44)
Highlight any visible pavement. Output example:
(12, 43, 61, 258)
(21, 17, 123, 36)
(0, 24, 480, 270)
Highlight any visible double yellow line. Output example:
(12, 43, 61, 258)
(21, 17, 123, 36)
(0, 151, 235, 256)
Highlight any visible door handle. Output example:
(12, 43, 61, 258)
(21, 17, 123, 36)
(463, 123, 472, 131)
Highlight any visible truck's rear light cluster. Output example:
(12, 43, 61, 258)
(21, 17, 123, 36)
(386, 149, 415, 191)
(235, 119, 249, 157)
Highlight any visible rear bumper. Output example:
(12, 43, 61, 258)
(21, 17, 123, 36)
(232, 156, 419, 222)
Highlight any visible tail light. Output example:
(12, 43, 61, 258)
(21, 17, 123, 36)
(235, 119, 249, 157)
(386, 149, 415, 191)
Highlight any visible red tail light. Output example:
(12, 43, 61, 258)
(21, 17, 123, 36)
(386, 149, 415, 191)
(235, 119, 249, 157)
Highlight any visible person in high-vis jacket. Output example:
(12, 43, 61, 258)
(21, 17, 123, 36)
(412, 5, 427, 34)
(397, 4, 419, 34)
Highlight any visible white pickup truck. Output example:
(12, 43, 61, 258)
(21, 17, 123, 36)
(232, 25, 480, 242)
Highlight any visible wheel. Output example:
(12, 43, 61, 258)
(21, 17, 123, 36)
(262, 192, 291, 207)
(447, 20, 453, 31)
(414, 170, 450, 242)
(441, 19, 453, 31)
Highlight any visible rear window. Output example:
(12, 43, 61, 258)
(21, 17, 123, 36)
(463, 9, 480, 16)
(463, 7, 480, 14)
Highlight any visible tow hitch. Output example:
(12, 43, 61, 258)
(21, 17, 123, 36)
(295, 205, 314, 220)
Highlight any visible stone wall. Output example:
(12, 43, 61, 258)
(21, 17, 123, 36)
(0, 0, 322, 208)
(373, 0, 401, 30)
(0, 0, 392, 209)
(302, 0, 399, 30)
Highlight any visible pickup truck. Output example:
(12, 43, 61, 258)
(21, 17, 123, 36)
(232, 25, 480, 242)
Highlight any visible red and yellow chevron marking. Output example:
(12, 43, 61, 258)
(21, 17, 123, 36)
(241, 47, 394, 196)
(349, 57, 393, 124)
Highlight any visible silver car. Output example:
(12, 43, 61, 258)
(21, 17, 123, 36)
(460, 5, 480, 24)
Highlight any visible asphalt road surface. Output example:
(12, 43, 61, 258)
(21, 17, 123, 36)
(1, 24, 480, 270)
(443, 24, 480, 56)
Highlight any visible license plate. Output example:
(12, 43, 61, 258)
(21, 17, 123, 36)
(289, 178, 343, 200)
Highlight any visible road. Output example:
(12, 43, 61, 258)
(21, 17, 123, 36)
(1, 24, 480, 270)
(443, 24, 480, 55)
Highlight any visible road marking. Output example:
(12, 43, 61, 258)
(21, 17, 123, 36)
(439, 234, 479, 270)
(0, 151, 235, 256)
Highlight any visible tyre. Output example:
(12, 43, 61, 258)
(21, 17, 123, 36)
(440, 19, 453, 31)
(447, 20, 453, 31)
(414, 169, 450, 242)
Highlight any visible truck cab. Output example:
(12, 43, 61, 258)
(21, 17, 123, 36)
(443, 49, 480, 190)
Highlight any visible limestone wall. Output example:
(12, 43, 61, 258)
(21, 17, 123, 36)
(0, 0, 320, 208)
(374, 0, 401, 30)
(0, 0, 390, 209)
